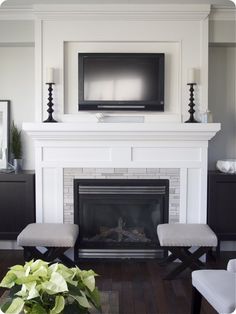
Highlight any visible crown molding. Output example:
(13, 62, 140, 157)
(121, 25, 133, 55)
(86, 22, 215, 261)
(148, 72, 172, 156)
(0, 4, 211, 21)
(34, 4, 211, 21)
(0, 8, 34, 20)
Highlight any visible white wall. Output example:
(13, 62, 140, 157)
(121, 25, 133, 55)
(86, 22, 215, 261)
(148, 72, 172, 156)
(208, 46, 236, 169)
(0, 46, 35, 169)
(209, 20, 236, 44)
(208, 13, 236, 170)
(0, 21, 34, 43)
(0, 19, 35, 169)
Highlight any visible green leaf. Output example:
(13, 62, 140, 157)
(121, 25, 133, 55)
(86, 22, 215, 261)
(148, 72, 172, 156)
(56, 264, 74, 281)
(15, 275, 38, 285)
(41, 272, 68, 295)
(66, 283, 82, 297)
(32, 266, 48, 279)
(9, 265, 24, 272)
(72, 291, 91, 309)
(87, 287, 101, 309)
(30, 260, 49, 272)
(49, 295, 65, 314)
(0, 272, 17, 289)
(63, 302, 88, 314)
(82, 275, 95, 292)
(1, 301, 12, 313)
(15, 284, 27, 298)
(28, 303, 47, 314)
(11, 122, 22, 159)
(48, 263, 58, 275)
(4, 298, 24, 314)
(25, 282, 40, 300)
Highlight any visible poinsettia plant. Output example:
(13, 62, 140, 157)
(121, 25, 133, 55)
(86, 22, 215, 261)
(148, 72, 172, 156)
(0, 259, 101, 314)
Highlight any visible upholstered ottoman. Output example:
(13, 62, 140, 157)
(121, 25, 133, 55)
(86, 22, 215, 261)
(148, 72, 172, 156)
(191, 269, 236, 314)
(157, 223, 217, 279)
(191, 264, 236, 313)
(17, 223, 79, 266)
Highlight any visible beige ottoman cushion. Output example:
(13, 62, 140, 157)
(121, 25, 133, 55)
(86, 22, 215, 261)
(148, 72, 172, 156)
(157, 223, 217, 247)
(17, 223, 79, 247)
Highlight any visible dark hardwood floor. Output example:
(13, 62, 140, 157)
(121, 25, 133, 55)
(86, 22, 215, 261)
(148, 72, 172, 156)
(0, 250, 235, 314)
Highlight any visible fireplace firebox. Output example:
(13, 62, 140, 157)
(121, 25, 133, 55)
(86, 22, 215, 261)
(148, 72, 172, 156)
(74, 179, 169, 258)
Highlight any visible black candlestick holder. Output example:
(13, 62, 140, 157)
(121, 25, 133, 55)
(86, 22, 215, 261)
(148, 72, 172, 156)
(185, 83, 198, 123)
(43, 83, 57, 123)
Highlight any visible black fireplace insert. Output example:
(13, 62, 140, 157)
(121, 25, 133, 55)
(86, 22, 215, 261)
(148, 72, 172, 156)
(74, 179, 169, 258)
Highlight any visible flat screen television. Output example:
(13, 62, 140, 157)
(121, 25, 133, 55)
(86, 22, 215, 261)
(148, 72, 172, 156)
(78, 53, 165, 111)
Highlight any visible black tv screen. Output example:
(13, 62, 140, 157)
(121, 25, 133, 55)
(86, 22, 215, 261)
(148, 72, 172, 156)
(78, 53, 164, 111)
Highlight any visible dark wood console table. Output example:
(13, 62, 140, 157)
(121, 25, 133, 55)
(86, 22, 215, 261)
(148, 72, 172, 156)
(208, 171, 236, 252)
(0, 171, 35, 240)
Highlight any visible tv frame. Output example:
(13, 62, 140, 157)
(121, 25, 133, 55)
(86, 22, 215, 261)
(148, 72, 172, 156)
(78, 53, 165, 111)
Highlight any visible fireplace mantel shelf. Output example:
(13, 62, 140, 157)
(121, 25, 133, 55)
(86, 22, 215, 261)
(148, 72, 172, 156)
(23, 122, 220, 141)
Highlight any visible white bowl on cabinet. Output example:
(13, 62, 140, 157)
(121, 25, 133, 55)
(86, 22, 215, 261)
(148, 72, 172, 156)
(216, 159, 236, 174)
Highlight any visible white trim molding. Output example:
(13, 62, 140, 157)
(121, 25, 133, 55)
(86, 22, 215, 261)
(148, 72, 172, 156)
(0, 4, 211, 21)
(33, 4, 211, 21)
(23, 122, 220, 142)
(0, 8, 34, 20)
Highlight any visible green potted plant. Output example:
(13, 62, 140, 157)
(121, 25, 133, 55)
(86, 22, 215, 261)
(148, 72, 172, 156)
(11, 122, 22, 171)
(0, 259, 101, 314)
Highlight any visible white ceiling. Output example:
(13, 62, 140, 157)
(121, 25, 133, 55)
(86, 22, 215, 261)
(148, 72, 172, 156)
(1, 0, 235, 7)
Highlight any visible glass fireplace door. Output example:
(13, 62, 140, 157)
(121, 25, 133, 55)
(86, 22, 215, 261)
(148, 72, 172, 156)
(74, 179, 169, 258)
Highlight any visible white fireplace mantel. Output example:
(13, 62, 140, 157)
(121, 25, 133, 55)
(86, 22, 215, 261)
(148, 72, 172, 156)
(23, 122, 220, 225)
(23, 122, 220, 141)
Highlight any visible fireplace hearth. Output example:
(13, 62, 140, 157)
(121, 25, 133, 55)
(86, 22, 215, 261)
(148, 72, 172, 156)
(74, 179, 169, 258)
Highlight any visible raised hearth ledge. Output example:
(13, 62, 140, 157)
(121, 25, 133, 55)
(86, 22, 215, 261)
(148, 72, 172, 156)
(23, 122, 220, 225)
(23, 122, 220, 141)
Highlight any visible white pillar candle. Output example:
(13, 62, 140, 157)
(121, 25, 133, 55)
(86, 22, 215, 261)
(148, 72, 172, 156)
(46, 67, 54, 83)
(187, 68, 196, 84)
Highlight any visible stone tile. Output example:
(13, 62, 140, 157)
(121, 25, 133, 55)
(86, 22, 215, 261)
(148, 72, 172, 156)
(165, 168, 179, 174)
(128, 168, 147, 174)
(160, 176, 169, 179)
(106, 175, 126, 179)
(64, 187, 69, 194)
(64, 168, 83, 175)
(146, 168, 160, 174)
(96, 168, 114, 173)
(82, 168, 97, 174)
(64, 197, 73, 204)
(136, 175, 157, 179)
(114, 168, 128, 173)
(64, 178, 73, 184)
(127, 175, 139, 179)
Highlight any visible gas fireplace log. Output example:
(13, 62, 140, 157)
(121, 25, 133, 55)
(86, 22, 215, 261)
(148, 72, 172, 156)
(88, 227, 151, 242)
(87, 217, 151, 242)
